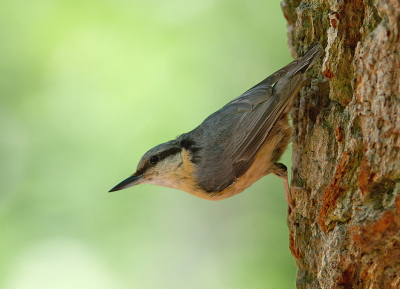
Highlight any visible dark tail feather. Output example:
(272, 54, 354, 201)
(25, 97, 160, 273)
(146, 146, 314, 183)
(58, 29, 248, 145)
(273, 42, 323, 95)
(230, 42, 323, 163)
(288, 42, 324, 77)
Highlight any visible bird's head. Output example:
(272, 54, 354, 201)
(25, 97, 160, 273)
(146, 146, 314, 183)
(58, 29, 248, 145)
(109, 141, 184, 192)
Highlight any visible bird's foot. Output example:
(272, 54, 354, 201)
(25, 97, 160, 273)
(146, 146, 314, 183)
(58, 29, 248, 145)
(271, 163, 294, 209)
(271, 163, 309, 212)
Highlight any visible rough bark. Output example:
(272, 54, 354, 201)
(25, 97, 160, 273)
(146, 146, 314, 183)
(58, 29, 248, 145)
(281, 0, 400, 288)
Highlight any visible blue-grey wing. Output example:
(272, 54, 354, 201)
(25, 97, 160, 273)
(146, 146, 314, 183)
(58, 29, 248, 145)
(190, 43, 323, 191)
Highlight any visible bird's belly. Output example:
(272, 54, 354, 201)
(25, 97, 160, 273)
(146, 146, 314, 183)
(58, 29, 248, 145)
(190, 130, 290, 200)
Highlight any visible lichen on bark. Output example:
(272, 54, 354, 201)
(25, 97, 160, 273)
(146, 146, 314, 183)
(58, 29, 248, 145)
(281, 0, 400, 288)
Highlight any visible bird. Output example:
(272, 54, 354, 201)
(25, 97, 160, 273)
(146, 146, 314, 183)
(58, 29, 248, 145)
(109, 42, 323, 205)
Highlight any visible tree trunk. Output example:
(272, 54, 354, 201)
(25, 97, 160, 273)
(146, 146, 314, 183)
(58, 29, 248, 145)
(281, 0, 400, 288)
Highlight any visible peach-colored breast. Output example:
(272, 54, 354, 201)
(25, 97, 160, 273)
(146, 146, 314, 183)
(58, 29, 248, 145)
(175, 121, 292, 201)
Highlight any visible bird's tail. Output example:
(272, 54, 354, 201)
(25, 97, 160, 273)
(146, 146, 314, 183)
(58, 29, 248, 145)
(287, 42, 323, 78)
(273, 42, 323, 96)
(229, 42, 323, 163)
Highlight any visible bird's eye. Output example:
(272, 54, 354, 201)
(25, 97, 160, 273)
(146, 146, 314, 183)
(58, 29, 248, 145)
(150, 156, 159, 165)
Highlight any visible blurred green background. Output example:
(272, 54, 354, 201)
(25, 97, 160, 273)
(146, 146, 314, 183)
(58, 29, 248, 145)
(0, 0, 296, 288)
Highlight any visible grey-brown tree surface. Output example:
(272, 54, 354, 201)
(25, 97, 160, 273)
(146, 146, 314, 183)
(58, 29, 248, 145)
(281, 0, 400, 288)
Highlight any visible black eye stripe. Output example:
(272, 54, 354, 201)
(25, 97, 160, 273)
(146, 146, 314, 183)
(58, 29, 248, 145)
(156, 147, 181, 161)
(135, 147, 182, 176)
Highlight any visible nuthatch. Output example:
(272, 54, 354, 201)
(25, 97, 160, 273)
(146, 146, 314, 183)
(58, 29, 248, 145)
(110, 42, 323, 204)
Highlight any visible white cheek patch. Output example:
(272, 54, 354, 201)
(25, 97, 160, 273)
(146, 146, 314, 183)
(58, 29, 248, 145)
(146, 153, 183, 190)
(148, 177, 180, 189)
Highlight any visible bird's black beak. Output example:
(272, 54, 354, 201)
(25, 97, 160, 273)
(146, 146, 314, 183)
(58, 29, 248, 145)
(109, 174, 144, 192)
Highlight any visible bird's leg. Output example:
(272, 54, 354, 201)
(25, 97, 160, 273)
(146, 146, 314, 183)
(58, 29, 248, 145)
(271, 163, 294, 208)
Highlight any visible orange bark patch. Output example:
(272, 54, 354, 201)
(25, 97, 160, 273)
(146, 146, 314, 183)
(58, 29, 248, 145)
(350, 211, 398, 250)
(323, 68, 335, 79)
(331, 18, 338, 28)
(350, 194, 400, 251)
(374, 211, 396, 233)
(318, 152, 349, 233)
(337, 264, 355, 287)
(358, 155, 375, 196)
(329, 12, 340, 28)
(289, 229, 302, 260)
(335, 126, 344, 142)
